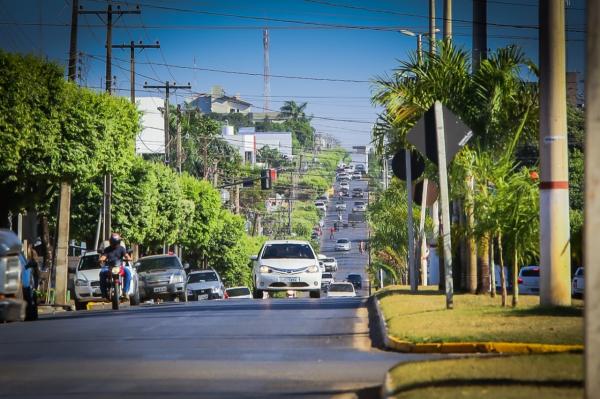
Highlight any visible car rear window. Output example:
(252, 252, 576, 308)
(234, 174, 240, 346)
(188, 272, 218, 283)
(136, 256, 182, 272)
(347, 274, 361, 281)
(262, 244, 315, 259)
(325, 258, 335, 263)
(337, 239, 349, 244)
(78, 254, 100, 271)
(329, 283, 353, 292)
(226, 287, 250, 297)
(520, 268, 540, 277)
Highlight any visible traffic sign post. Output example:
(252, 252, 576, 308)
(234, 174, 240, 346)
(406, 149, 417, 292)
(405, 101, 473, 309)
(434, 101, 454, 309)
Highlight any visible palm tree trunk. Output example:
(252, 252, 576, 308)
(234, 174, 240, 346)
(489, 234, 496, 298)
(477, 233, 490, 294)
(498, 233, 507, 306)
(511, 239, 519, 307)
(465, 174, 477, 293)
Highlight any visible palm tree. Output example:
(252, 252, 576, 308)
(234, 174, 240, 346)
(280, 101, 308, 121)
(372, 42, 538, 297)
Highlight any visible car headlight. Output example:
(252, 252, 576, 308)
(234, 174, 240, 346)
(307, 265, 319, 273)
(259, 265, 271, 273)
(75, 279, 88, 286)
(170, 274, 184, 284)
(211, 287, 220, 293)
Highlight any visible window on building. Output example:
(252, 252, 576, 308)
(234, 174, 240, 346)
(245, 151, 253, 163)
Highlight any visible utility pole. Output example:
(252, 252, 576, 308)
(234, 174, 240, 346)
(112, 41, 160, 104)
(429, 0, 436, 54)
(585, 0, 600, 395)
(176, 104, 183, 174)
(443, 0, 452, 41)
(54, 0, 79, 306)
(80, 3, 140, 240)
(406, 150, 416, 292)
(539, 0, 571, 306)
(472, 0, 487, 72)
(143, 81, 191, 166)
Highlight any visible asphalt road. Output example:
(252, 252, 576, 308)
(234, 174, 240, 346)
(320, 178, 370, 295)
(0, 178, 427, 399)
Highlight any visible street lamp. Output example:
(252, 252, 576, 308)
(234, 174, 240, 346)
(399, 28, 440, 64)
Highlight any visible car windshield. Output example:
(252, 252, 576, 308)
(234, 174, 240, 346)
(78, 254, 100, 271)
(337, 239, 349, 244)
(322, 273, 333, 279)
(188, 272, 218, 283)
(136, 256, 182, 272)
(329, 283, 353, 292)
(325, 258, 335, 263)
(347, 274, 361, 282)
(354, 202, 364, 206)
(226, 287, 251, 297)
(520, 268, 540, 277)
(262, 244, 315, 259)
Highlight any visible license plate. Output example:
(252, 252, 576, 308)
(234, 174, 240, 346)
(153, 286, 167, 293)
(198, 294, 209, 300)
(93, 289, 101, 295)
(279, 277, 300, 283)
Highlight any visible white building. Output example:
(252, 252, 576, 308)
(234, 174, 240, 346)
(221, 126, 293, 164)
(187, 85, 252, 114)
(135, 97, 165, 155)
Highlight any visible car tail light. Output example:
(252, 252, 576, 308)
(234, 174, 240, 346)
(518, 278, 523, 284)
(224, 291, 229, 299)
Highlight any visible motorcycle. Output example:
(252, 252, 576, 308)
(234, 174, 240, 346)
(103, 259, 124, 310)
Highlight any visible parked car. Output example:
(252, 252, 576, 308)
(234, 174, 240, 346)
(225, 286, 253, 299)
(326, 282, 356, 298)
(352, 172, 362, 180)
(322, 257, 338, 272)
(352, 201, 367, 212)
(346, 274, 363, 289)
(352, 188, 364, 198)
(572, 267, 584, 298)
(335, 238, 351, 251)
(336, 173, 349, 181)
(355, 164, 365, 172)
(186, 269, 225, 300)
(74, 251, 141, 310)
(0, 229, 37, 322)
(315, 201, 327, 212)
(252, 240, 322, 299)
(321, 272, 334, 289)
(339, 181, 350, 190)
(335, 201, 347, 211)
(518, 266, 540, 295)
(136, 255, 187, 302)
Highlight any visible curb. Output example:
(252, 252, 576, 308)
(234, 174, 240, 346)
(372, 295, 584, 354)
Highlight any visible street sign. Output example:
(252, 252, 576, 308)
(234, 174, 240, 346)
(391, 149, 425, 181)
(413, 180, 439, 207)
(406, 104, 473, 165)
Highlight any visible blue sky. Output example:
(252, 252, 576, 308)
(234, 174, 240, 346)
(0, 0, 586, 148)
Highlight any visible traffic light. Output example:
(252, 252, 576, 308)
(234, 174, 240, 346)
(261, 169, 271, 190)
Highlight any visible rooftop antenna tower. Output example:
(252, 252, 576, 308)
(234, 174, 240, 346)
(263, 28, 270, 113)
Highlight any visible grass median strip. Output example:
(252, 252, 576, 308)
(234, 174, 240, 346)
(384, 353, 583, 399)
(377, 286, 583, 346)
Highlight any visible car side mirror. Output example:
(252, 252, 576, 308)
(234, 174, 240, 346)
(250, 255, 258, 261)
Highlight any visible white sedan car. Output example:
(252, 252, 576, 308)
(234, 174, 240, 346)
(335, 239, 351, 251)
(339, 182, 350, 190)
(252, 240, 322, 299)
(518, 266, 540, 295)
(315, 201, 327, 212)
(335, 201, 347, 211)
(352, 201, 367, 212)
(225, 286, 253, 299)
(326, 282, 356, 298)
(322, 257, 338, 272)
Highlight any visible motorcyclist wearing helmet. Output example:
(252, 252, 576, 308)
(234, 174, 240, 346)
(98, 233, 132, 300)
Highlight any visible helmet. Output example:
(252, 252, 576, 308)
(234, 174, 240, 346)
(109, 233, 122, 246)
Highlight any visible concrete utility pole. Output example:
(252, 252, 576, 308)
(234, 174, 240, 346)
(112, 41, 160, 104)
(419, 179, 429, 286)
(585, 1, 600, 395)
(539, 0, 571, 306)
(143, 81, 191, 166)
(472, 0, 487, 72)
(54, 0, 79, 306)
(443, 0, 452, 41)
(80, 3, 140, 240)
(406, 150, 416, 292)
(176, 104, 183, 174)
(429, 0, 436, 54)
